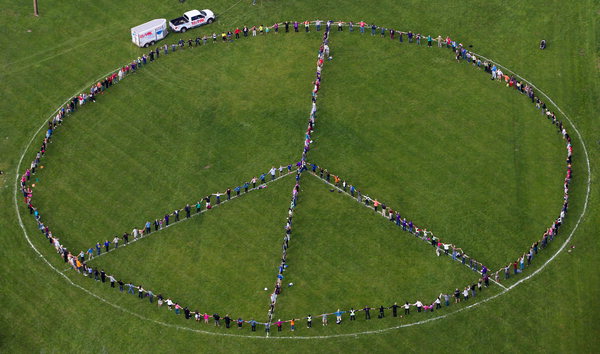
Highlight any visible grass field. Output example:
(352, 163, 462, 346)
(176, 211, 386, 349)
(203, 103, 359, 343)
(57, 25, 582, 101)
(311, 33, 566, 269)
(1, 0, 598, 352)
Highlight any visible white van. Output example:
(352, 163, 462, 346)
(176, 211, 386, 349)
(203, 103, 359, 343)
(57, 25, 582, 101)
(131, 19, 168, 48)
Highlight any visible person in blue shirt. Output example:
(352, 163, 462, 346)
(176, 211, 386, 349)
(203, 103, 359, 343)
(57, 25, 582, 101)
(260, 174, 266, 183)
(95, 242, 101, 255)
(334, 309, 344, 324)
(87, 248, 94, 259)
(104, 240, 110, 252)
(250, 319, 257, 331)
(234, 186, 241, 196)
(371, 24, 377, 35)
(243, 182, 250, 193)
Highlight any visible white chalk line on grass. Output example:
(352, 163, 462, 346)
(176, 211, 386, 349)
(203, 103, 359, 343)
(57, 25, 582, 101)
(493, 280, 508, 290)
(76, 171, 294, 266)
(13, 37, 591, 339)
(219, 0, 244, 17)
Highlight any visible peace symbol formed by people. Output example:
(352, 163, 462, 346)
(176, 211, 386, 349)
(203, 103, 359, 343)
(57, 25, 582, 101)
(18, 19, 573, 335)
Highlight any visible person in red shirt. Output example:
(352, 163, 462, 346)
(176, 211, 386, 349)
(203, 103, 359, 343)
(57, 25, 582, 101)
(359, 21, 366, 34)
(234, 27, 241, 39)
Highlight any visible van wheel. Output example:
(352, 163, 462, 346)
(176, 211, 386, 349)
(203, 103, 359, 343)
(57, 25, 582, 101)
(207, 18, 214, 24)
(181, 27, 187, 33)
(150, 41, 155, 46)
(144, 43, 149, 48)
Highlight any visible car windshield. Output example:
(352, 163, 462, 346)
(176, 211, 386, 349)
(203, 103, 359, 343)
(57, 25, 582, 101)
(183, 15, 189, 21)
(200, 11, 206, 16)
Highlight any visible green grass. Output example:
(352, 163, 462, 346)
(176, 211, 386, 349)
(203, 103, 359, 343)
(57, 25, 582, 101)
(0, 0, 598, 352)
(311, 33, 566, 270)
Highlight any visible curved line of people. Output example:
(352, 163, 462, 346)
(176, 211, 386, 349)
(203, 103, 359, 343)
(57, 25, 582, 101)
(452, 50, 573, 280)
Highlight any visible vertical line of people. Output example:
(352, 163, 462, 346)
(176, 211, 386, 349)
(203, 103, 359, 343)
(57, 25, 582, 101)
(266, 22, 333, 327)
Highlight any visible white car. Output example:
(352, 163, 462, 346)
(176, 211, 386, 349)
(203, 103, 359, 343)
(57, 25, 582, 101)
(169, 9, 215, 33)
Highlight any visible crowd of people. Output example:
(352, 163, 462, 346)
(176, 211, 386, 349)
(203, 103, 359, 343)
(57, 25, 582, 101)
(19, 19, 574, 333)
